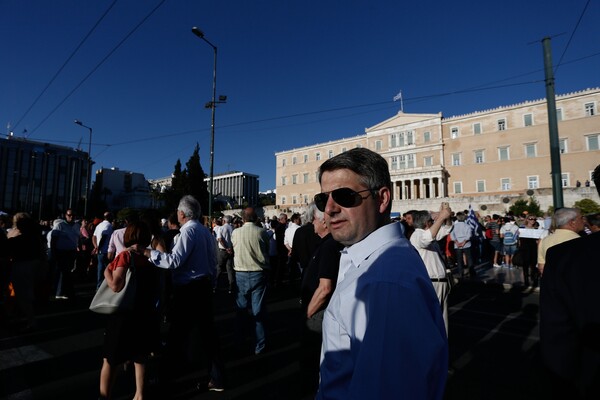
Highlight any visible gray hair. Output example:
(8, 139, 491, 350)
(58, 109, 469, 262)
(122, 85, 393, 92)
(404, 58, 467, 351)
(313, 206, 325, 223)
(412, 210, 432, 230)
(303, 202, 319, 225)
(223, 215, 233, 223)
(178, 195, 201, 220)
(554, 207, 579, 228)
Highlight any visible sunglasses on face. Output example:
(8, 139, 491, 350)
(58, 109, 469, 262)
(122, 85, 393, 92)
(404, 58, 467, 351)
(314, 187, 378, 212)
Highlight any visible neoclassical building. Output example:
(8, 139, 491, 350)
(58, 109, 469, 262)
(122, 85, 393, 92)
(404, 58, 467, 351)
(275, 88, 600, 214)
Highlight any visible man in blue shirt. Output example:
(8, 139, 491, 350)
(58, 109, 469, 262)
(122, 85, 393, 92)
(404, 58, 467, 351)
(141, 195, 225, 392)
(314, 148, 448, 400)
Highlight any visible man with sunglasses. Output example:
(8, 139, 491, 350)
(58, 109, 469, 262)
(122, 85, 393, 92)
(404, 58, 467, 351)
(315, 148, 448, 400)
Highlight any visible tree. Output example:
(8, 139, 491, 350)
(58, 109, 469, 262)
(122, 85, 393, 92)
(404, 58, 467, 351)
(574, 198, 600, 214)
(509, 196, 542, 217)
(185, 143, 209, 213)
(164, 144, 209, 214)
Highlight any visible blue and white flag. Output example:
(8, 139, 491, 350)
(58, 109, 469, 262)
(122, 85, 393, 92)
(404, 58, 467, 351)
(467, 204, 485, 240)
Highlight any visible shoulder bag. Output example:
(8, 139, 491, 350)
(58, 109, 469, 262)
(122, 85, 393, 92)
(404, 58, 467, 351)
(89, 251, 137, 314)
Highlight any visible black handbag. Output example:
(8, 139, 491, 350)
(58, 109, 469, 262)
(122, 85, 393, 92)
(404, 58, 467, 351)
(89, 251, 137, 314)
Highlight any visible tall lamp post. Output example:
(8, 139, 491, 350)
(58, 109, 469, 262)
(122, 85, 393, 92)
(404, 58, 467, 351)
(74, 119, 92, 217)
(191, 26, 226, 219)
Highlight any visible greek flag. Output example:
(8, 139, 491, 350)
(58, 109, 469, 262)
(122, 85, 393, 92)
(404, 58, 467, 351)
(467, 204, 485, 240)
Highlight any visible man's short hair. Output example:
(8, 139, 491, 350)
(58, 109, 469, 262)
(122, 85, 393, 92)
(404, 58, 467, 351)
(302, 202, 319, 225)
(585, 212, 600, 229)
(318, 148, 391, 192)
(318, 147, 392, 213)
(553, 207, 579, 228)
(223, 215, 233, 223)
(456, 212, 466, 222)
(242, 207, 258, 223)
(412, 210, 432, 230)
(178, 195, 202, 220)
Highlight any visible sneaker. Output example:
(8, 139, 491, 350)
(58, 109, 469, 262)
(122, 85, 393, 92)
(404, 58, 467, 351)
(493, 263, 500, 268)
(207, 380, 224, 392)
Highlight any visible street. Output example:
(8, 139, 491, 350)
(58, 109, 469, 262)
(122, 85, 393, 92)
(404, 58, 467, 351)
(1, 265, 549, 400)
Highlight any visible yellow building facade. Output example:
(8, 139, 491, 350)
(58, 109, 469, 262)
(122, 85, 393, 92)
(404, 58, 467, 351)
(275, 88, 600, 214)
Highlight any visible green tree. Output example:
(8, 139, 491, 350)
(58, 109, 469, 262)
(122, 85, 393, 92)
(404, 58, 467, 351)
(574, 198, 600, 214)
(185, 143, 209, 213)
(509, 196, 542, 217)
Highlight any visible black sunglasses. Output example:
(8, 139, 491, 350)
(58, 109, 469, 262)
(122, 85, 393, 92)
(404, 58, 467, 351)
(314, 187, 378, 212)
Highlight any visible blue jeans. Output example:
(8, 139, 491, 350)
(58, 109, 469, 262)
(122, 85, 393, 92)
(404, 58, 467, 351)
(235, 270, 267, 354)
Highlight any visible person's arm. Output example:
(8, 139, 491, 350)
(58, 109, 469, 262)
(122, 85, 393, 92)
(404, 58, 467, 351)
(344, 281, 448, 400)
(307, 278, 333, 318)
(430, 208, 452, 239)
(104, 253, 127, 292)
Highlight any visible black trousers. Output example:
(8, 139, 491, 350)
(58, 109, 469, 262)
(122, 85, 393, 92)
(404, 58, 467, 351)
(165, 277, 225, 385)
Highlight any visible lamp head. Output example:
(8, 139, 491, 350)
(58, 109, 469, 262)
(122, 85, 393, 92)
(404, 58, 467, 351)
(74, 119, 83, 126)
(191, 27, 205, 39)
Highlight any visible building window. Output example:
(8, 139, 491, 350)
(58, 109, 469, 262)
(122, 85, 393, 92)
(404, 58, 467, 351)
(407, 154, 415, 168)
(498, 146, 510, 161)
(282, 158, 286, 167)
(476, 180, 485, 193)
(315, 172, 319, 182)
(559, 138, 568, 154)
(523, 113, 533, 127)
(304, 195, 309, 204)
(424, 156, 433, 166)
(525, 143, 537, 158)
(281, 197, 286, 205)
(391, 156, 398, 170)
(587, 134, 599, 150)
(292, 196, 297, 204)
(398, 155, 406, 169)
(328, 150, 334, 159)
(451, 127, 459, 139)
(406, 131, 414, 145)
(391, 131, 414, 147)
(292, 175, 297, 185)
(281, 176, 287, 186)
(341, 147, 347, 153)
(292, 156, 297, 165)
(501, 178, 511, 191)
(316, 152, 321, 161)
(375, 140, 382, 151)
(562, 173, 570, 187)
(454, 182, 462, 194)
(451, 153, 461, 166)
(424, 131, 431, 142)
(473, 122, 482, 135)
(303, 154, 308, 163)
(497, 118, 507, 131)
(303, 173, 309, 184)
(556, 108, 563, 121)
(528, 176, 539, 189)
(474, 150, 484, 164)
(585, 102, 596, 116)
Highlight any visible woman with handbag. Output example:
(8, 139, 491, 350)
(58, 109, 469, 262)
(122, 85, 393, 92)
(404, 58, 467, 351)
(99, 221, 159, 400)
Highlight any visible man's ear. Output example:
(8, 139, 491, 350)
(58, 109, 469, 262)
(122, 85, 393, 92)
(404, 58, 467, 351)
(378, 187, 391, 214)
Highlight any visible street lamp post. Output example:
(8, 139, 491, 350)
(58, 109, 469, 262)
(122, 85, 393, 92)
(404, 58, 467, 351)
(191, 26, 226, 219)
(74, 119, 92, 217)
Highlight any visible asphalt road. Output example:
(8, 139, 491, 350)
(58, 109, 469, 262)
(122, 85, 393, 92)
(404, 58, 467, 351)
(0, 267, 548, 400)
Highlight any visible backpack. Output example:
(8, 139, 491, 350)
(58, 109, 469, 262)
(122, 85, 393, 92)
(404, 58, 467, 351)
(503, 229, 517, 245)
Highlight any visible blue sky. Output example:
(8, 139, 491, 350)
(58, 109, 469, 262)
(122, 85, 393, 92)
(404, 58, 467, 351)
(2, 0, 599, 191)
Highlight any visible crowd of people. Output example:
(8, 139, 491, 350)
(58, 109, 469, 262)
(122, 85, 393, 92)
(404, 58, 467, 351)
(1, 152, 599, 399)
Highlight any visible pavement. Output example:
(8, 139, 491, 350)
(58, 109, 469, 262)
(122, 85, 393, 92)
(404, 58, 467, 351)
(0, 262, 549, 400)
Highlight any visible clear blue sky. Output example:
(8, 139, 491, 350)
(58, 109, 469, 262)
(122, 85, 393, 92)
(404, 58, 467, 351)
(2, 0, 599, 192)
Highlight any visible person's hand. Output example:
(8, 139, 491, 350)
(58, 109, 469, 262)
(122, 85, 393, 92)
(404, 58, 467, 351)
(438, 206, 452, 221)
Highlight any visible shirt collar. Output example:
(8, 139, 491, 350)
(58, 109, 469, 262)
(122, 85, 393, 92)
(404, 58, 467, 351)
(343, 222, 404, 270)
